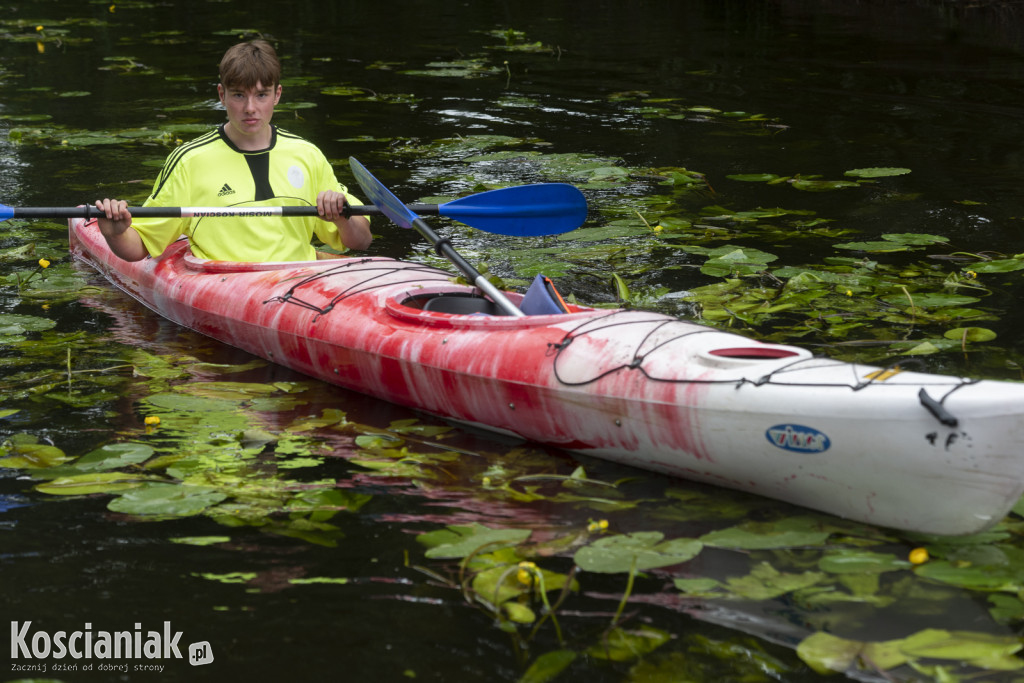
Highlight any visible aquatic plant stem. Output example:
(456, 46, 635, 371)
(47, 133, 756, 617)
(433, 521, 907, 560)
(611, 557, 638, 627)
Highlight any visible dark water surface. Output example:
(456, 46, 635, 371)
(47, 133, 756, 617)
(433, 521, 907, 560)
(3, 2, 1024, 682)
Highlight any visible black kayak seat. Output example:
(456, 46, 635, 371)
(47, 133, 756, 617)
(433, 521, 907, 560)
(418, 274, 569, 316)
(421, 294, 502, 315)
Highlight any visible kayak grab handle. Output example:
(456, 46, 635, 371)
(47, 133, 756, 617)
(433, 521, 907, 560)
(918, 388, 959, 428)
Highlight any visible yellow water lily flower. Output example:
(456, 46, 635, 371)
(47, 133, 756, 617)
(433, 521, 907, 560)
(516, 561, 537, 585)
(144, 416, 161, 426)
(587, 519, 609, 533)
(908, 547, 929, 565)
(38, 258, 50, 269)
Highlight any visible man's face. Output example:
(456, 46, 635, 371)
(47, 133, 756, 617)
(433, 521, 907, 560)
(218, 81, 281, 146)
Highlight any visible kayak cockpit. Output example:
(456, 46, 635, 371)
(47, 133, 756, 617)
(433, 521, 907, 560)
(407, 292, 507, 316)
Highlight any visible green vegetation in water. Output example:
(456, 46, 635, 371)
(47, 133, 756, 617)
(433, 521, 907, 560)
(11, 329, 1019, 680)
(3, 36, 1024, 682)
(371, 133, 1021, 373)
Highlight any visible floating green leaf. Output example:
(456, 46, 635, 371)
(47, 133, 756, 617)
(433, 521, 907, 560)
(169, 536, 231, 546)
(0, 314, 57, 338)
(573, 532, 702, 573)
(0, 441, 70, 468)
(699, 517, 836, 549)
(699, 246, 778, 277)
(797, 631, 907, 675)
(418, 523, 533, 559)
(790, 178, 860, 192)
(913, 560, 1024, 592)
(35, 471, 155, 496)
(818, 549, 911, 574)
(108, 483, 229, 517)
(844, 167, 912, 178)
(880, 293, 979, 308)
(145, 392, 242, 412)
(899, 629, 1023, 670)
(586, 625, 670, 661)
(727, 173, 782, 182)
(193, 572, 256, 584)
(74, 443, 155, 471)
(944, 327, 997, 343)
(519, 650, 577, 683)
(724, 562, 827, 600)
(968, 258, 1024, 273)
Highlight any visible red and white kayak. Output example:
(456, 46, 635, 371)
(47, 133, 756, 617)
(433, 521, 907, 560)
(69, 217, 1024, 536)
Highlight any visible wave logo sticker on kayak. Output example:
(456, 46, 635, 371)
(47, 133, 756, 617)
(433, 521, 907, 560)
(766, 424, 831, 453)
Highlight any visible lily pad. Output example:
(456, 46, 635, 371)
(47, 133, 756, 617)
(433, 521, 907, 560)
(573, 531, 702, 573)
(724, 562, 827, 600)
(144, 392, 242, 412)
(107, 483, 228, 517)
(169, 536, 231, 546)
(968, 258, 1024, 273)
(818, 549, 912, 574)
(0, 314, 57, 337)
(790, 179, 860, 192)
(586, 625, 671, 661)
(944, 327, 997, 343)
(844, 167, 912, 178)
(880, 293, 980, 308)
(699, 517, 835, 549)
(914, 560, 1023, 591)
(520, 650, 577, 683)
(727, 173, 782, 182)
(418, 523, 532, 559)
(0, 442, 70, 468)
(74, 442, 155, 471)
(35, 471, 154, 495)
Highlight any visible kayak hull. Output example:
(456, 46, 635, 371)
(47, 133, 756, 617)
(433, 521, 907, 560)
(69, 218, 1024, 535)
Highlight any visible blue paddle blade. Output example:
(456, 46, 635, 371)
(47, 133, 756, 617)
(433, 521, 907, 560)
(0, 204, 14, 221)
(440, 183, 587, 236)
(348, 157, 588, 236)
(348, 157, 417, 230)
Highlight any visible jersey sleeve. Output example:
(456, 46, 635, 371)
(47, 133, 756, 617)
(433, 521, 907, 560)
(310, 153, 368, 252)
(132, 155, 192, 258)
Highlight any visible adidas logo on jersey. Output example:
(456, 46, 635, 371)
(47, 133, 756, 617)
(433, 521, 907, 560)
(217, 183, 235, 197)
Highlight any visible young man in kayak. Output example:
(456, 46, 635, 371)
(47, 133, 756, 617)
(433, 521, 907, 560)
(94, 39, 372, 262)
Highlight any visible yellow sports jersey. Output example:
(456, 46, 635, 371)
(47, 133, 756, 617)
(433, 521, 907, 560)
(133, 125, 365, 262)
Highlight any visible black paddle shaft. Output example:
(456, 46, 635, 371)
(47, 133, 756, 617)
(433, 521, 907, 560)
(7, 205, 419, 219)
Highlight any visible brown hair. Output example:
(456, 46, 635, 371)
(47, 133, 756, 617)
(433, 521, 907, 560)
(219, 40, 281, 90)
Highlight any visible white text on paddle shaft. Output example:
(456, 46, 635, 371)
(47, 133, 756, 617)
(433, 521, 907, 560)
(185, 209, 276, 218)
(10, 621, 182, 659)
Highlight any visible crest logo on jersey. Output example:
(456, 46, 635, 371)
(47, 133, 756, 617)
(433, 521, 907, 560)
(287, 165, 305, 189)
